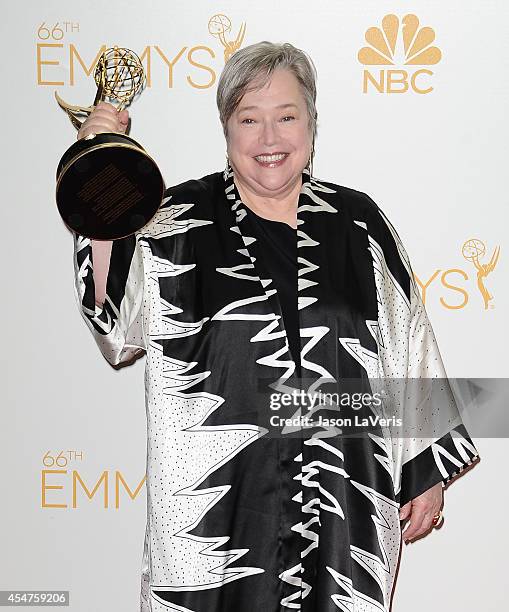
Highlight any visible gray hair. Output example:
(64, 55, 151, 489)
(216, 41, 318, 151)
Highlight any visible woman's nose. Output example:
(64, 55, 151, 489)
(260, 120, 278, 147)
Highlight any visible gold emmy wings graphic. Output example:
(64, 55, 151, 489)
(358, 14, 441, 65)
(462, 239, 500, 309)
(208, 14, 246, 62)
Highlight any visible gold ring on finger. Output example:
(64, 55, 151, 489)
(431, 511, 443, 527)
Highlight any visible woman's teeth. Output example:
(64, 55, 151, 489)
(255, 153, 288, 163)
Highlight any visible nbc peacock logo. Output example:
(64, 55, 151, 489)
(358, 14, 442, 94)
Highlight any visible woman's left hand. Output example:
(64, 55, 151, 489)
(399, 482, 443, 543)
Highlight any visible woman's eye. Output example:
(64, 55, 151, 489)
(281, 116, 295, 122)
(241, 118, 254, 124)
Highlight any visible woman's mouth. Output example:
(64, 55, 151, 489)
(254, 152, 289, 167)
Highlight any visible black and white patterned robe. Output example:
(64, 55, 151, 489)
(72, 164, 480, 612)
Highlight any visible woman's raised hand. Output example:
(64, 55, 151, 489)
(77, 101, 129, 141)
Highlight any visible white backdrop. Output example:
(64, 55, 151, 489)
(1, 0, 507, 610)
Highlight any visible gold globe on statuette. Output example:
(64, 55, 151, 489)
(55, 46, 164, 240)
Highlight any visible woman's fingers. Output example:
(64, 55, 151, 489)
(77, 103, 128, 140)
(84, 117, 118, 131)
(405, 507, 440, 542)
(78, 122, 116, 139)
(118, 108, 129, 125)
(95, 102, 129, 127)
(95, 101, 117, 115)
(402, 483, 443, 543)
(399, 501, 412, 521)
(402, 506, 429, 541)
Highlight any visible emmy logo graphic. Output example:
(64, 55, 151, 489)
(462, 239, 500, 310)
(208, 14, 246, 62)
(358, 14, 442, 94)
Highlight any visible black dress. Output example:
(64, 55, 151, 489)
(244, 208, 302, 378)
(73, 165, 480, 611)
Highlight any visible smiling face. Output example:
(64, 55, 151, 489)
(226, 68, 313, 200)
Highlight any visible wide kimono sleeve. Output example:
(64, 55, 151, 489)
(397, 277, 480, 505)
(364, 195, 481, 507)
(72, 231, 146, 366)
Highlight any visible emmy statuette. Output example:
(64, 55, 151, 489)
(55, 47, 164, 240)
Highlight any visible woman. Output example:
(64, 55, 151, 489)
(73, 42, 480, 611)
